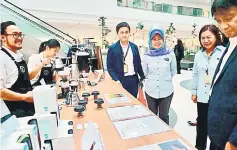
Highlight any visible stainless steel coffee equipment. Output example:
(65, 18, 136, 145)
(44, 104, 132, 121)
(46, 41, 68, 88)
(54, 57, 64, 71)
(58, 70, 70, 98)
(76, 51, 90, 73)
(70, 52, 80, 81)
(69, 80, 78, 92)
(60, 57, 72, 67)
(65, 91, 80, 107)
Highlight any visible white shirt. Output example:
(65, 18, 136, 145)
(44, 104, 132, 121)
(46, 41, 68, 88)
(120, 42, 135, 76)
(210, 36, 237, 95)
(27, 53, 44, 85)
(0, 46, 24, 89)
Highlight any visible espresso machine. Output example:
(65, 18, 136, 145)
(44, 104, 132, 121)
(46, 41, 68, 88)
(71, 38, 99, 74)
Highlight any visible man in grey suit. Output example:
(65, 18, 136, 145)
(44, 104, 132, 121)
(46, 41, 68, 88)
(208, 0, 237, 150)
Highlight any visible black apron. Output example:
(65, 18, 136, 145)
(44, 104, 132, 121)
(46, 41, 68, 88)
(1, 48, 35, 118)
(32, 63, 54, 86)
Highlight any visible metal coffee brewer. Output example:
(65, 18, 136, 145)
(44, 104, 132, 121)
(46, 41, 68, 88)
(69, 80, 79, 92)
(60, 57, 72, 67)
(54, 57, 64, 72)
(76, 51, 90, 73)
(58, 70, 70, 99)
(65, 91, 80, 107)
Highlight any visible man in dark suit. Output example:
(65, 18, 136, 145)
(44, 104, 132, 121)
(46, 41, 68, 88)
(208, 1, 237, 150)
(107, 22, 145, 98)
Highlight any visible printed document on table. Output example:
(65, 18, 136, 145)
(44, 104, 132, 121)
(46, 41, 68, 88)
(129, 139, 192, 150)
(104, 93, 131, 105)
(113, 116, 170, 140)
(106, 105, 152, 121)
(157, 139, 192, 150)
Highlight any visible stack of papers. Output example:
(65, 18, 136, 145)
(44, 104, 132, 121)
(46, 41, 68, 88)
(104, 93, 131, 105)
(113, 116, 170, 140)
(106, 105, 152, 121)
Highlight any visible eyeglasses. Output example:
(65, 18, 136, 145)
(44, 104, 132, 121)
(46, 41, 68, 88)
(5, 33, 25, 39)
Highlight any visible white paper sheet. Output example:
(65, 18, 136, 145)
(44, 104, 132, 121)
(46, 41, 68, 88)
(106, 105, 152, 121)
(84, 122, 99, 129)
(113, 116, 170, 140)
(81, 122, 105, 150)
(77, 124, 83, 130)
(104, 93, 131, 105)
(40, 79, 46, 85)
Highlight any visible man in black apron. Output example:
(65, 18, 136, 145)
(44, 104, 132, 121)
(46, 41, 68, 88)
(1, 48, 34, 117)
(0, 21, 34, 117)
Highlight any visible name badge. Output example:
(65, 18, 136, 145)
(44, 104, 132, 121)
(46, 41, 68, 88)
(204, 75, 213, 85)
(124, 64, 128, 73)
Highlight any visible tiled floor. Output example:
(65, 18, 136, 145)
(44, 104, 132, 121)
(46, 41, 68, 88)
(171, 70, 210, 149)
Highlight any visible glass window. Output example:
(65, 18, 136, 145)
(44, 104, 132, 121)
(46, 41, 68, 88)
(154, 4, 162, 12)
(182, 6, 193, 16)
(162, 4, 172, 13)
(177, 6, 183, 15)
(193, 8, 203, 16)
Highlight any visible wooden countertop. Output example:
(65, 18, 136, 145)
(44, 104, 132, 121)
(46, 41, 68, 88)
(58, 73, 195, 150)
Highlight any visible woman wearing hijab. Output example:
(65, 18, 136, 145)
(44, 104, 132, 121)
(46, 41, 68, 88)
(142, 27, 177, 125)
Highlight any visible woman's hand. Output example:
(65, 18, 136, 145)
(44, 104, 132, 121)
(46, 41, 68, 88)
(192, 95, 197, 103)
(41, 58, 51, 67)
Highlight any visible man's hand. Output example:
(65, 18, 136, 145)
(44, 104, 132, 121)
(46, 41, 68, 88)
(191, 95, 197, 103)
(23, 91, 34, 103)
(225, 142, 237, 150)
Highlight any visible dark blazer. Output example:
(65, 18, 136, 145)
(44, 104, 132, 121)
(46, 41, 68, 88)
(106, 41, 145, 81)
(208, 44, 237, 147)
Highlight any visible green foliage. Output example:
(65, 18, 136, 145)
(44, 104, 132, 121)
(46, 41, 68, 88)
(98, 16, 111, 48)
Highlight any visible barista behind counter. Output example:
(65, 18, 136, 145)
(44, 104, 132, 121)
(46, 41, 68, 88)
(28, 39, 60, 87)
(0, 21, 51, 117)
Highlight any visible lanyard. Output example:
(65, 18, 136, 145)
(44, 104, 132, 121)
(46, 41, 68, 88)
(206, 51, 215, 75)
(123, 45, 130, 64)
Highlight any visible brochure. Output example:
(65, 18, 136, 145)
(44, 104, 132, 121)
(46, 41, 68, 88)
(104, 93, 131, 105)
(129, 139, 192, 150)
(113, 116, 170, 140)
(106, 105, 152, 121)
